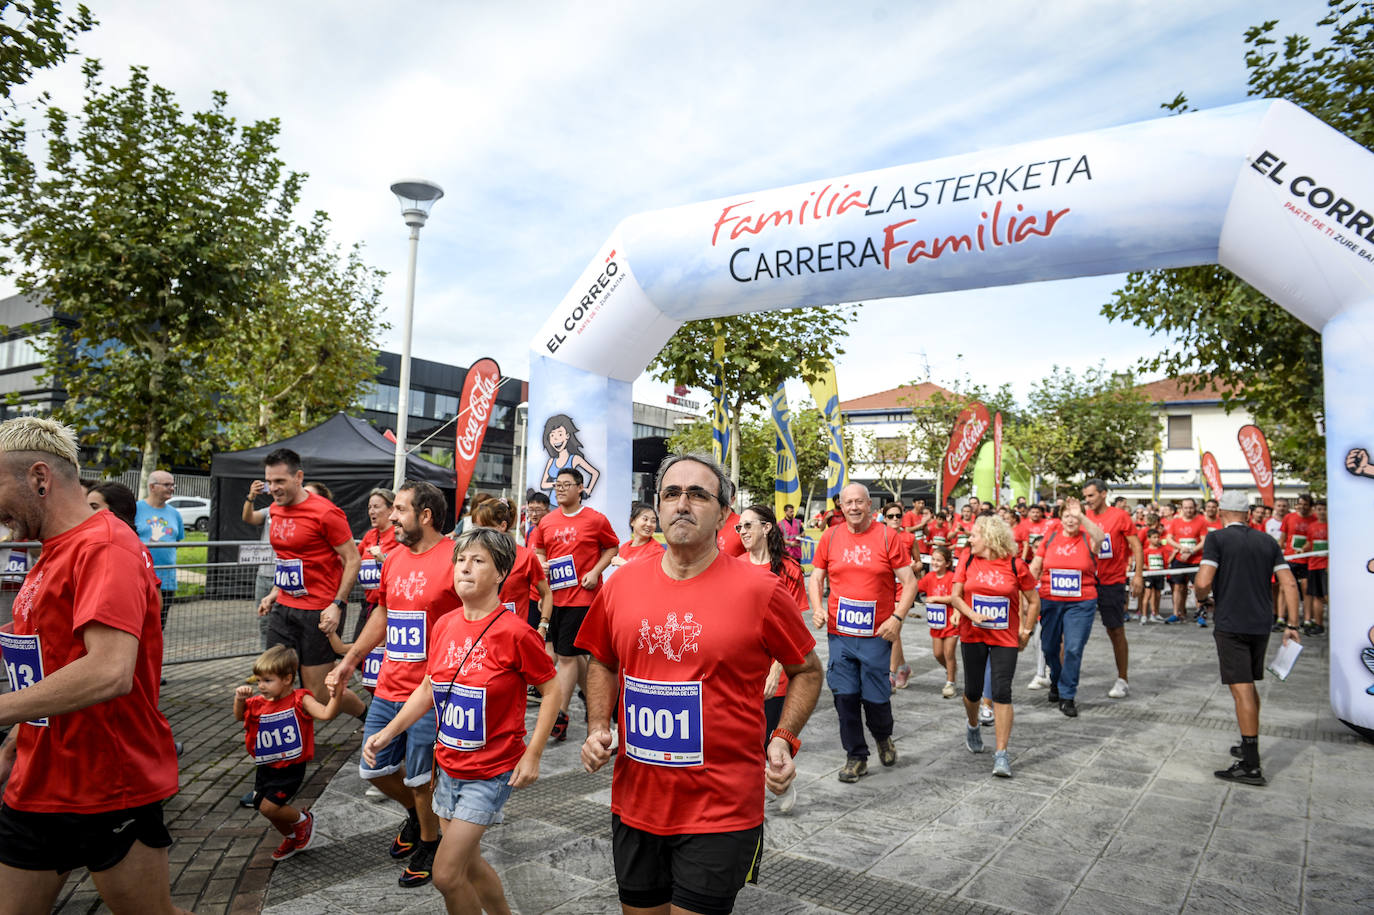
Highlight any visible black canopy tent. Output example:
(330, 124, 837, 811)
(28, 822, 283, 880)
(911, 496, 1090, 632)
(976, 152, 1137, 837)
(209, 412, 457, 543)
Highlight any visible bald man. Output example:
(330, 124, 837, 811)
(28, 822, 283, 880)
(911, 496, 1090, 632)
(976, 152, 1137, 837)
(136, 470, 184, 629)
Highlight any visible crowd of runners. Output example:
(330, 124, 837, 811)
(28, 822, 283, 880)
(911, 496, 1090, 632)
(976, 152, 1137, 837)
(0, 413, 1326, 914)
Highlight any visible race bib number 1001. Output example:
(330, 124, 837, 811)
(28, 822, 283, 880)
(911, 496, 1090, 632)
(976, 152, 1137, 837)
(0, 632, 47, 726)
(434, 682, 486, 750)
(547, 555, 578, 591)
(622, 675, 703, 767)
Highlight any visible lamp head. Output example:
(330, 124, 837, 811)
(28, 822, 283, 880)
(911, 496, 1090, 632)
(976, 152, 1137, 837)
(390, 178, 444, 228)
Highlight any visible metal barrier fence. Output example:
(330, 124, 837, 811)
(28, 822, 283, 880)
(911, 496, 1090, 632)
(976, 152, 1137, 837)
(1, 540, 368, 665)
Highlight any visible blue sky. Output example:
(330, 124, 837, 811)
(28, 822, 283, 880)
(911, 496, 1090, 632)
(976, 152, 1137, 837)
(5, 0, 1332, 413)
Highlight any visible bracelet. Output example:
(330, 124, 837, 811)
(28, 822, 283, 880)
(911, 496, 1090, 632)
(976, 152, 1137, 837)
(894, 615, 906, 623)
(1286, 624, 1299, 631)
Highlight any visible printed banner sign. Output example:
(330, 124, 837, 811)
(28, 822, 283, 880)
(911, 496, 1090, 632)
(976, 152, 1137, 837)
(1201, 450, 1224, 499)
(942, 402, 990, 501)
(454, 358, 502, 501)
(807, 363, 848, 509)
(768, 383, 801, 520)
(993, 412, 1003, 506)
(1237, 424, 1274, 507)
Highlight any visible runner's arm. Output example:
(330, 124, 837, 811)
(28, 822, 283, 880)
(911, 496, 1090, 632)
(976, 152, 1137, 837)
(583, 545, 618, 588)
(328, 600, 387, 695)
(301, 685, 345, 722)
(331, 538, 361, 604)
(535, 579, 553, 632)
(0, 728, 17, 785)
(1127, 533, 1144, 594)
(581, 655, 618, 773)
(807, 568, 826, 628)
(362, 676, 435, 766)
(242, 480, 268, 524)
(0, 622, 141, 726)
(1017, 589, 1041, 648)
(766, 650, 822, 793)
(512, 674, 563, 789)
(233, 685, 252, 721)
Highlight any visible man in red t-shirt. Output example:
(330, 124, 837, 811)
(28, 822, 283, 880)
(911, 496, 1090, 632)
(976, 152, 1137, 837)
(1165, 498, 1210, 624)
(578, 454, 821, 914)
(1083, 480, 1144, 699)
(1015, 503, 1053, 562)
(256, 448, 365, 719)
(1280, 493, 1315, 610)
(1202, 498, 1223, 533)
(529, 466, 619, 742)
(809, 483, 918, 782)
(328, 481, 459, 887)
(717, 509, 747, 557)
(0, 418, 184, 911)
(1301, 498, 1327, 635)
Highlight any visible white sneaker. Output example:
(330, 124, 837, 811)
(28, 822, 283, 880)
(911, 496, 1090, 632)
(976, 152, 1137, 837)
(941, 681, 956, 699)
(1026, 674, 1050, 691)
(364, 784, 385, 799)
(979, 704, 995, 726)
(1108, 678, 1130, 699)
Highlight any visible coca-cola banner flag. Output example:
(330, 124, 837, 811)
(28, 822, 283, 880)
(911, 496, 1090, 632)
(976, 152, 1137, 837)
(1237, 424, 1274, 507)
(992, 412, 1003, 507)
(1201, 450, 1224, 499)
(943, 402, 990, 502)
(454, 358, 502, 500)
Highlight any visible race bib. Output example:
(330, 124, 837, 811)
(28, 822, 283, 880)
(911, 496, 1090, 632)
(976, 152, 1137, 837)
(547, 554, 578, 591)
(955, 532, 970, 549)
(926, 604, 948, 628)
(622, 675, 703, 767)
(358, 559, 382, 591)
(1099, 535, 1114, 559)
(0, 632, 48, 726)
(385, 609, 428, 662)
(932, 535, 947, 546)
(254, 708, 304, 764)
(971, 594, 1010, 630)
(1292, 535, 1308, 551)
(502, 600, 518, 614)
(834, 596, 877, 636)
(1313, 539, 1328, 552)
(273, 558, 307, 597)
(434, 682, 486, 750)
(1147, 554, 1164, 571)
(360, 646, 384, 688)
(2, 550, 27, 581)
(1049, 569, 1082, 599)
(1179, 537, 1198, 553)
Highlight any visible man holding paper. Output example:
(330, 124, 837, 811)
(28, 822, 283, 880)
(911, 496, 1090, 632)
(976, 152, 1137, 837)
(1193, 490, 1301, 787)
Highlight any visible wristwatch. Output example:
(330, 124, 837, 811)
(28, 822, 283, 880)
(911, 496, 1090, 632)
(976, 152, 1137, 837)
(332, 599, 347, 611)
(770, 727, 801, 757)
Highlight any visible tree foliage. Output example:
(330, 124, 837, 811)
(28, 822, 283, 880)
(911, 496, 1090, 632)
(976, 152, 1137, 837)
(647, 305, 859, 485)
(1024, 364, 1156, 484)
(1101, 1, 1373, 489)
(898, 380, 1018, 502)
(0, 0, 94, 106)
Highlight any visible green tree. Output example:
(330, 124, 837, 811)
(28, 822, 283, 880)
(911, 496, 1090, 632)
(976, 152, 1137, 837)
(212, 212, 388, 449)
(1101, 1, 1373, 489)
(899, 380, 1017, 504)
(0, 1, 94, 106)
(1026, 364, 1156, 484)
(850, 425, 924, 503)
(648, 305, 858, 487)
(1005, 414, 1082, 501)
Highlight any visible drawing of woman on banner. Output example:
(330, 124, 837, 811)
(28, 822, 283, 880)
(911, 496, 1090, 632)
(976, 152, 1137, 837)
(540, 413, 600, 496)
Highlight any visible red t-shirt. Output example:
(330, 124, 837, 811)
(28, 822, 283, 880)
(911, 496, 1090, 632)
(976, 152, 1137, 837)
(1035, 529, 1099, 602)
(917, 569, 958, 637)
(891, 530, 916, 601)
(716, 513, 747, 557)
(426, 608, 557, 780)
(1014, 517, 1053, 557)
(575, 553, 814, 835)
(529, 506, 619, 607)
(951, 518, 974, 552)
(745, 556, 808, 697)
(1306, 520, 1329, 570)
(1143, 544, 1172, 573)
(924, 521, 950, 549)
(1281, 511, 1313, 561)
(1085, 505, 1135, 585)
(1167, 515, 1209, 563)
(500, 543, 547, 609)
(954, 554, 1037, 647)
(358, 525, 400, 604)
(901, 510, 919, 530)
(618, 539, 666, 563)
(269, 493, 354, 610)
(3, 512, 178, 814)
(811, 523, 912, 637)
(1203, 516, 1224, 533)
(243, 688, 316, 768)
(375, 540, 463, 702)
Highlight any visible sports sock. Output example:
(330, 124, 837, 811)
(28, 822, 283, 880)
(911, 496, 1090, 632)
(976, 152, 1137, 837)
(1240, 735, 1260, 768)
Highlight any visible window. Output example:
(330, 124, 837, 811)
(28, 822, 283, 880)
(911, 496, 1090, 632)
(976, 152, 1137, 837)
(488, 404, 512, 430)
(359, 383, 399, 414)
(0, 335, 43, 371)
(1167, 414, 1192, 450)
(475, 450, 509, 483)
(633, 422, 672, 438)
(875, 436, 910, 462)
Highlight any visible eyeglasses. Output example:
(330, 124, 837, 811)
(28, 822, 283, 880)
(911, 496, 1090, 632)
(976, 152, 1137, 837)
(734, 521, 764, 532)
(884, 513, 901, 519)
(553, 482, 579, 490)
(659, 486, 718, 505)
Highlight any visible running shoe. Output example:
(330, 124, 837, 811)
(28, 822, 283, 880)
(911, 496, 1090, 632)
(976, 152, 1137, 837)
(390, 813, 419, 859)
(877, 737, 898, 767)
(239, 790, 256, 809)
(1197, 613, 1208, 628)
(979, 703, 995, 726)
(399, 841, 436, 888)
(1048, 686, 1060, 703)
(888, 671, 897, 694)
(1107, 678, 1130, 699)
(1026, 673, 1050, 691)
(1214, 760, 1266, 787)
(365, 784, 385, 800)
(941, 681, 956, 699)
(271, 832, 300, 862)
(1310, 623, 1325, 635)
(838, 757, 868, 782)
(1164, 614, 1180, 624)
(1059, 699, 1078, 718)
(1272, 619, 1287, 633)
(965, 724, 984, 754)
(992, 750, 1012, 778)
(292, 811, 316, 855)
(551, 710, 569, 742)
(895, 664, 912, 689)
(776, 782, 797, 813)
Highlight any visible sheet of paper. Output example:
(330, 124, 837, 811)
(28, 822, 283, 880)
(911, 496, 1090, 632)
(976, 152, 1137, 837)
(1267, 639, 1303, 681)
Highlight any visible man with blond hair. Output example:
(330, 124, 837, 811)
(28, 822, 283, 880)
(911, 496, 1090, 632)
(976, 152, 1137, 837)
(0, 417, 187, 913)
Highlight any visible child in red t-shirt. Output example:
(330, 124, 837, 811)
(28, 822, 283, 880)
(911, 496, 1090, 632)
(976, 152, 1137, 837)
(1140, 528, 1171, 624)
(234, 645, 344, 861)
(918, 545, 960, 697)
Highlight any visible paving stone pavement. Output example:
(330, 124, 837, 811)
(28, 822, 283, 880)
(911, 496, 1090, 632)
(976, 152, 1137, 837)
(257, 604, 1374, 915)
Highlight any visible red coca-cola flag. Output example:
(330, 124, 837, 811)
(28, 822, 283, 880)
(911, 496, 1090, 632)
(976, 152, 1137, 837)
(1236, 424, 1274, 507)
(992, 412, 1003, 507)
(1201, 451, 1223, 498)
(454, 358, 503, 501)
(943, 402, 991, 501)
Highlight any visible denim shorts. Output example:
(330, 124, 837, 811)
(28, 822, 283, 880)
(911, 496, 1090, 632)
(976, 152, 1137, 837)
(431, 768, 514, 826)
(360, 696, 437, 787)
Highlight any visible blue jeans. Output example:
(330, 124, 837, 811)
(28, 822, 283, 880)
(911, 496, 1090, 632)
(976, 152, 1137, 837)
(1039, 599, 1097, 700)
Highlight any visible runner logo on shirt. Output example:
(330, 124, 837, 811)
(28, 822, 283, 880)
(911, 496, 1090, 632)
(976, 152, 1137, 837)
(13, 570, 41, 624)
(272, 517, 298, 543)
(441, 637, 488, 675)
(389, 570, 430, 602)
(841, 544, 873, 566)
(635, 612, 702, 662)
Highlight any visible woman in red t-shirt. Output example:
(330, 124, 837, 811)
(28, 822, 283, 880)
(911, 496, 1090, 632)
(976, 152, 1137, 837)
(362, 528, 559, 912)
(612, 502, 666, 568)
(918, 545, 959, 698)
(950, 516, 1039, 778)
(356, 488, 398, 638)
(472, 499, 553, 633)
(1028, 499, 1103, 718)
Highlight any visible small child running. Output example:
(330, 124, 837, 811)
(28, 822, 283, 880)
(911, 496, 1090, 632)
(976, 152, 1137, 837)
(1141, 528, 1170, 624)
(919, 545, 960, 697)
(234, 645, 344, 861)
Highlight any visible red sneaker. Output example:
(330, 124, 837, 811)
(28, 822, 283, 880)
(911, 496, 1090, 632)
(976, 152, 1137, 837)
(271, 833, 299, 861)
(551, 710, 569, 742)
(292, 811, 316, 854)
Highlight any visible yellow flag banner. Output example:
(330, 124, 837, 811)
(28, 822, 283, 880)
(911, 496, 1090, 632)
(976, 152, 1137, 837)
(807, 363, 848, 510)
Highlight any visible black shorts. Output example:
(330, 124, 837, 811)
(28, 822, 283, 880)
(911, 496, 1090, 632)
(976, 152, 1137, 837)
(1214, 630, 1269, 684)
(526, 600, 542, 630)
(266, 603, 337, 666)
(1097, 583, 1126, 629)
(549, 604, 590, 657)
(0, 801, 172, 873)
(1308, 568, 1328, 599)
(1145, 575, 1164, 592)
(1289, 561, 1308, 588)
(1167, 558, 1196, 587)
(612, 814, 763, 915)
(254, 761, 307, 809)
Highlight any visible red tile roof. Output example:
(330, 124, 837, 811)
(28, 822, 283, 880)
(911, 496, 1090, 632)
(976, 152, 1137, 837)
(840, 382, 955, 412)
(1137, 374, 1239, 404)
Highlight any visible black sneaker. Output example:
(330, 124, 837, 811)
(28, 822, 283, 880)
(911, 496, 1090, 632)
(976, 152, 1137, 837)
(1059, 699, 1078, 718)
(390, 813, 420, 859)
(1310, 623, 1325, 635)
(1048, 686, 1060, 703)
(399, 841, 436, 888)
(1272, 619, 1287, 633)
(1214, 760, 1266, 786)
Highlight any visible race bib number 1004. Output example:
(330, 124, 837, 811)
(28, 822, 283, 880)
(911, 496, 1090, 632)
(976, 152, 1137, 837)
(622, 675, 703, 767)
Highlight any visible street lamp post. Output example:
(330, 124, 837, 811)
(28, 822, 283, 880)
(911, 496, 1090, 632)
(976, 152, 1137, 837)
(389, 178, 444, 491)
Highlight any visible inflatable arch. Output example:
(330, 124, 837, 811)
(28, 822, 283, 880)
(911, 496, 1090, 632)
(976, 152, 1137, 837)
(527, 99, 1374, 733)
